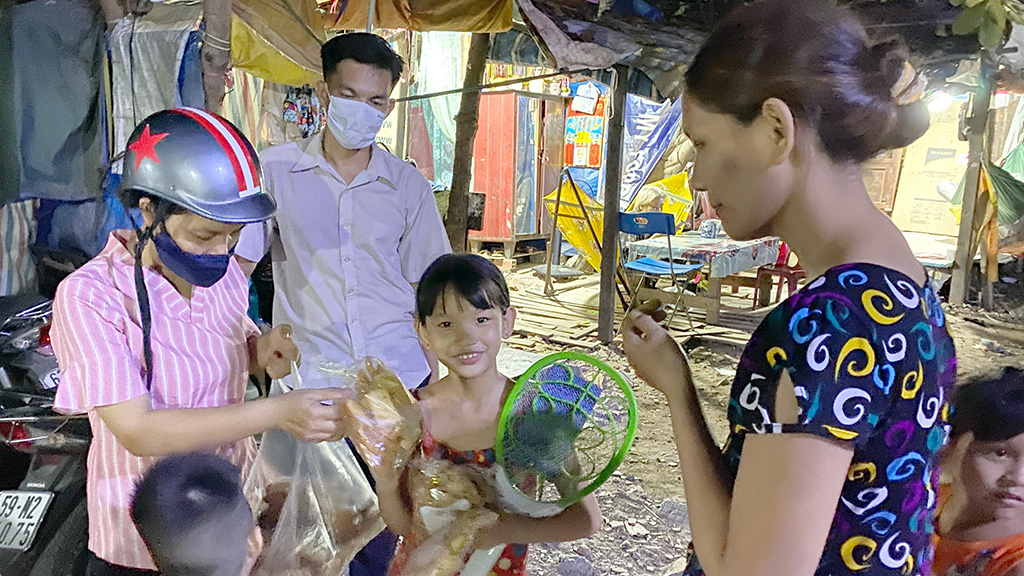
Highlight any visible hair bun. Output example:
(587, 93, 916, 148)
(861, 38, 930, 154)
(684, 0, 930, 164)
(879, 99, 930, 151)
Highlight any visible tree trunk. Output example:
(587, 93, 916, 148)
(201, 0, 232, 114)
(446, 32, 490, 252)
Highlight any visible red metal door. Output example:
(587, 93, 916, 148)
(470, 92, 516, 240)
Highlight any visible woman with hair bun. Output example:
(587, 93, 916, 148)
(622, 1, 957, 575)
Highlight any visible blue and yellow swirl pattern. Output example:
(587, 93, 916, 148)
(685, 263, 956, 576)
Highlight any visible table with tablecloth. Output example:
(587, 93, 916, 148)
(625, 232, 781, 324)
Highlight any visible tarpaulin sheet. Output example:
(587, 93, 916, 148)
(232, 0, 324, 86)
(232, 14, 321, 86)
(544, 177, 607, 272)
(620, 94, 681, 210)
(13, 0, 104, 201)
(322, 0, 512, 32)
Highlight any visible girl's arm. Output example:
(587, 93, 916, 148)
(93, 387, 350, 457)
(474, 493, 602, 549)
(376, 474, 415, 538)
(623, 312, 852, 576)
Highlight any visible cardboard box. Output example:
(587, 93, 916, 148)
(890, 100, 969, 237)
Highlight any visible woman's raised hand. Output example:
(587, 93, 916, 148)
(621, 309, 692, 399)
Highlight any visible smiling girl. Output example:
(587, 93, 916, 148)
(378, 254, 601, 576)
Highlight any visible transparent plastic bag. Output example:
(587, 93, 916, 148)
(334, 357, 422, 483)
(245, 376, 384, 576)
(333, 358, 501, 576)
(397, 456, 501, 576)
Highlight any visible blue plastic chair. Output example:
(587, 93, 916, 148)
(620, 212, 703, 329)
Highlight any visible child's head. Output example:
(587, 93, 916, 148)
(415, 254, 515, 379)
(948, 367, 1024, 521)
(131, 453, 253, 576)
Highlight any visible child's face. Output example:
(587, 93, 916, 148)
(418, 289, 515, 381)
(959, 432, 1024, 520)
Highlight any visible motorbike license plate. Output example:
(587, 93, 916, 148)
(0, 491, 53, 551)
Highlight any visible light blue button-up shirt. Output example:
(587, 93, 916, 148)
(237, 132, 451, 388)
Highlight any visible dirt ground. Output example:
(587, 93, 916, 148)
(510, 263, 1024, 576)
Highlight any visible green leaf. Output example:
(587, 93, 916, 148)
(1008, 8, 1024, 24)
(952, 4, 988, 34)
(950, 0, 965, 6)
(988, 0, 1008, 28)
(980, 17, 1006, 46)
(966, 0, 986, 6)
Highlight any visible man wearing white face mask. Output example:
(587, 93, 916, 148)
(234, 34, 450, 575)
(237, 33, 450, 391)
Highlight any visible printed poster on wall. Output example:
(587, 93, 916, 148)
(564, 92, 606, 169)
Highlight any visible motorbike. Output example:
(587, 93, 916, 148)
(0, 293, 91, 576)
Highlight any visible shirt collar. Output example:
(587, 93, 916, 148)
(290, 130, 398, 190)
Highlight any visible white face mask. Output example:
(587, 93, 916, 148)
(326, 95, 387, 150)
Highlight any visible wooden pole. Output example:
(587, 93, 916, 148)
(200, 0, 231, 114)
(598, 65, 628, 343)
(949, 67, 994, 306)
(544, 171, 566, 296)
(365, 0, 375, 31)
(446, 33, 490, 252)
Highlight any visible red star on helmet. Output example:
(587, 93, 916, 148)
(128, 124, 170, 171)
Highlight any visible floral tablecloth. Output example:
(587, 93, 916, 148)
(626, 232, 781, 278)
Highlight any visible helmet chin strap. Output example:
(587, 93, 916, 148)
(131, 200, 174, 391)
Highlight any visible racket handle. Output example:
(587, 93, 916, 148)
(461, 545, 505, 576)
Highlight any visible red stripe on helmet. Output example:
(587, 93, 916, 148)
(172, 108, 260, 197)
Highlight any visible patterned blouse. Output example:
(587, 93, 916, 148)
(685, 263, 957, 576)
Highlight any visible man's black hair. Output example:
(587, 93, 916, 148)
(416, 253, 510, 323)
(321, 32, 403, 85)
(950, 367, 1024, 442)
(131, 453, 247, 572)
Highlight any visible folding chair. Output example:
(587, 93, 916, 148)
(619, 212, 703, 330)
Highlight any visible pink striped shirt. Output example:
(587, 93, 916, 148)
(52, 230, 259, 570)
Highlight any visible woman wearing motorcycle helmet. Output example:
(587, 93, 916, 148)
(50, 108, 350, 576)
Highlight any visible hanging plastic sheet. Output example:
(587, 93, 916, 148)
(231, 13, 322, 88)
(320, 0, 512, 32)
(222, 68, 265, 144)
(619, 95, 682, 210)
(108, 3, 201, 157)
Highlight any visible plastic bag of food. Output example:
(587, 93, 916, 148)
(336, 357, 422, 484)
(335, 358, 501, 576)
(245, 372, 384, 576)
(395, 455, 501, 576)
